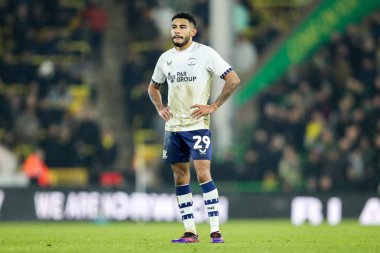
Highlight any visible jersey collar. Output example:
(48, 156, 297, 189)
(174, 41, 196, 54)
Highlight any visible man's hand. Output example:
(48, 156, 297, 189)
(158, 106, 173, 122)
(190, 104, 217, 119)
(148, 82, 173, 122)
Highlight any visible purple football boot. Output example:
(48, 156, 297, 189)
(171, 232, 199, 243)
(210, 231, 224, 243)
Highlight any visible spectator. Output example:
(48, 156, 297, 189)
(99, 128, 118, 168)
(239, 11, 380, 193)
(0, 142, 28, 187)
(45, 79, 73, 110)
(236, 149, 260, 181)
(278, 145, 302, 193)
(151, 0, 175, 40)
(133, 6, 159, 42)
(22, 149, 50, 187)
(232, 33, 258, 77)
(233, 0, 252, 33)
(0, 0, 103, 188)
(39, 124, 64, 167)
(264, 134, 286, 176)
(73, 109, 102, 169)
(121, 50, 145, 105)
(304, 111, 326, 148)
(193, 0, 209, 26)
(0, 52, 18, 84)
(0, 144, 16, 174)
(304, 148, 323, 192)
(81, 0, 108, 62)
(212, 151, 236, 181)
(14, 97, 41, 145)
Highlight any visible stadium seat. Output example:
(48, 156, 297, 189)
(49, 168, 89, 187)
(100, 171, 124, 187)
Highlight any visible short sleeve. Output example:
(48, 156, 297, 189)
(151, 56, 166, 86)
(205, 46, 232, 79)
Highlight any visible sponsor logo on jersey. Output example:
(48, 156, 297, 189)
(167, 72, 175, 83)
(167, 71, 197, 83)
(163, 150, 168, 159)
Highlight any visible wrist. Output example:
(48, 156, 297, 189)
(210, 104, 219, 112)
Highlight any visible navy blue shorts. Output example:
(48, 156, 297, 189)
(163, 129, 212, 164)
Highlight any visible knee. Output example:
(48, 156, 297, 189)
(197, 171, 211, 184)
(173, 170, 189, 185)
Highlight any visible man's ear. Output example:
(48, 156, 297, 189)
(191, 28, 197, 37)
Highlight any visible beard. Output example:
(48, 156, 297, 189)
(172, 34, 191, 48)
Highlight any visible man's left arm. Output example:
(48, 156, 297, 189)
(191, 70, 241, 119)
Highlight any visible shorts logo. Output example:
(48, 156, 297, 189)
(199, 149, 207, 155)
(163, 150, 168, 159)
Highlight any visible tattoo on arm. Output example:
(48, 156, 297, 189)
(214, 82, 236, 107)
(212, 72, 240, 110)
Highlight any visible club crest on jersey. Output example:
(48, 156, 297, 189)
(187, 58, 196, 66)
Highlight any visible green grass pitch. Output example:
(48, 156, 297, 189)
(0, 219, 379, 253)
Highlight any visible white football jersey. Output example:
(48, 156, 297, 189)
(152, 42, 232, 131)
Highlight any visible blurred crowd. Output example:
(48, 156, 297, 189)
(3, 0, 377, 194)
(120, 0, 327, 190)
(0, 0, 117, 186)
(121, 0, 308, 131)
(234, 11, 380, 193)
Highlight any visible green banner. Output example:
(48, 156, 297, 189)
(236, 0, 380, 106)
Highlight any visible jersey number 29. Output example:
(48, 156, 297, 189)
(193, 135, 210, 149)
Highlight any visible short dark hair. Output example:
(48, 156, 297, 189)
(171, 12, 197, 27)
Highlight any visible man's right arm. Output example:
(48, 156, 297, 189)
(148, 81, 172, 122)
